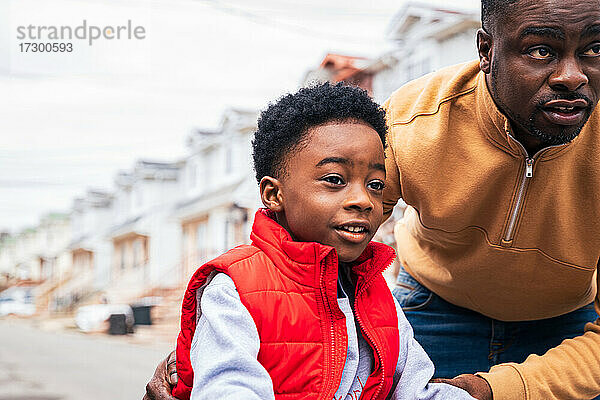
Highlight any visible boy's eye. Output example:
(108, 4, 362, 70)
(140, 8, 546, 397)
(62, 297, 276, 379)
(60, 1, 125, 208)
(322, 175, 345, 185)
(367, 180, 385, 191)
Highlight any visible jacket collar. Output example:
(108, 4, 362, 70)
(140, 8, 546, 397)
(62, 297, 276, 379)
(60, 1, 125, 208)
(250, 209, 396, 288)
(474, 70, 575, 160)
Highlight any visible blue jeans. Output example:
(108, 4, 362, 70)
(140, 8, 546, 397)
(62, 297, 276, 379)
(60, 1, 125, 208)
(393, 266, 599, 391)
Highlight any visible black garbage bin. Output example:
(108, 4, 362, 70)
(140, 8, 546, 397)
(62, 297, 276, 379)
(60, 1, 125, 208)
(131, 305, 153, 325)
(108, 313, 128, 335)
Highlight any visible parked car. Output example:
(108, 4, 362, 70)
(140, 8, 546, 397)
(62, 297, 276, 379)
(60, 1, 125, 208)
(0, 287, 36, 317)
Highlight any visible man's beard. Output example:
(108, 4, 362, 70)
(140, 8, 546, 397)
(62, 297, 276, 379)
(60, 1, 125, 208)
(524, 103, 589, 146)
(490, 61, 591, 147)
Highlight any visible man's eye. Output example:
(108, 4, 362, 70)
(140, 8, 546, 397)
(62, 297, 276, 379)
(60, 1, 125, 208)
(582, 44, 600, 57)
(323, 175, 344, 185)
(529, 47, 553, 59)
(367, 180, 385, 191)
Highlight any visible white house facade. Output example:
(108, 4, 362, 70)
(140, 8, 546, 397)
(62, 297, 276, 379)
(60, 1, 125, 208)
(372, 2, 481, 103)
(173, 108, 260, 282)
(106, 160, 182, 303)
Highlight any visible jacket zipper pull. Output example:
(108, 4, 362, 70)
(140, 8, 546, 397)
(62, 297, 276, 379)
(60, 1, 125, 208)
(526, 158, 533, 178)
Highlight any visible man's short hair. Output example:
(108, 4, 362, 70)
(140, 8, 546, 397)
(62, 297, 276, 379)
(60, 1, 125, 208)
(481, 0, 519, 33)
(252, 82, 387, 183)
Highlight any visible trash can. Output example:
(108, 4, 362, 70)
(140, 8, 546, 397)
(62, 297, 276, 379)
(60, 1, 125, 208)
(108, 313, 128, 335)
(131, 305, 153, 325)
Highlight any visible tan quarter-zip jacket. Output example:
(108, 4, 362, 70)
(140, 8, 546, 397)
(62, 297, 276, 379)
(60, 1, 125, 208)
(383, 60, 600, 400)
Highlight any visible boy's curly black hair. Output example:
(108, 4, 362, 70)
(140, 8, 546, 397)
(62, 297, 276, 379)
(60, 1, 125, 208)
(252, 82, 388, 183)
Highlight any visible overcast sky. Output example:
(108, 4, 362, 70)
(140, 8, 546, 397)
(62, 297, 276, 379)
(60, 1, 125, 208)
(0, 0, 480, 233)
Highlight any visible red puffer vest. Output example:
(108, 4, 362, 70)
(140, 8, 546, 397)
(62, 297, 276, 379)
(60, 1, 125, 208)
(173, 209, 399, 400)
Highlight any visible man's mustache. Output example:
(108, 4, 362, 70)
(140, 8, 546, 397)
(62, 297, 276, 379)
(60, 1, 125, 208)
(536, 92, 593, 109)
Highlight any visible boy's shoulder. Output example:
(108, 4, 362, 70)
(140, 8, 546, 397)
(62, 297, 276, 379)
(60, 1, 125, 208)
(206, 244, 265, 270)
(184, 244, 270, 302)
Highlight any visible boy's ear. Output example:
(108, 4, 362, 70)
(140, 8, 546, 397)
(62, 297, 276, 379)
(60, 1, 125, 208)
(259, 176, 284, 212)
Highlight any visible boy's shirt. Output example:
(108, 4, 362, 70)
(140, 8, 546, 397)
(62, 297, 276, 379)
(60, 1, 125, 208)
(189, 272, 476, 400)
(335, 268, 374, 400)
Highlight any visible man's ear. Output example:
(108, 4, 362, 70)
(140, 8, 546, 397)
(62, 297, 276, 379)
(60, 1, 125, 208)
(259, 176, 284, 212)
(477, 28, 493, 74)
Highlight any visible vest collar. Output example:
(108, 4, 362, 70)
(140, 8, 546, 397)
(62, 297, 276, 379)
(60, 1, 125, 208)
(250, 209, 396, 287)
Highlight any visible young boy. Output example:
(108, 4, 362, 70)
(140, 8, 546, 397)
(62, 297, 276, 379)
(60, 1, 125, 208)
(172, 83, 475, 400)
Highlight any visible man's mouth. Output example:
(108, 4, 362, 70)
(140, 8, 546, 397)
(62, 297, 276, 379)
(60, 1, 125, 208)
(541, 99, 589, 125)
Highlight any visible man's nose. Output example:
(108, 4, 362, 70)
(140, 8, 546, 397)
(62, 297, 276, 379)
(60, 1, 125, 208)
(548, 57, 589, 92)
(343, 185, 373, 211)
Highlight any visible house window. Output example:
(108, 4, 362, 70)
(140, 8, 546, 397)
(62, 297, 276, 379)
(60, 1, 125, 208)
(407, 58, 431, 81)
(182, 227, 189, 255)
(120, 246, 126, 270)
(421, 59, 431, 77)
(133, 239, 142, 268)
(135, 187, 143, 207)
(189, 161, 197, 188)
(196, 222, 207, 262)
(225, 145, 233, 175)
(223, 219, 234, 251)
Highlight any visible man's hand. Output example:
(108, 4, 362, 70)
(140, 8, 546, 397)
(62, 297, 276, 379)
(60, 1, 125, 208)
(431, 374, 492, 400)
(143, 350, 178, 400)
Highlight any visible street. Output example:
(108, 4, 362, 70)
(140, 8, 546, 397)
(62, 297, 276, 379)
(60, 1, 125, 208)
(0, 319, 172, 400)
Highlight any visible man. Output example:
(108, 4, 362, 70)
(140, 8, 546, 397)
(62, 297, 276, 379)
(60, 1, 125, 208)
(145, 0, 600, 399)
(384, 0, 600, 398)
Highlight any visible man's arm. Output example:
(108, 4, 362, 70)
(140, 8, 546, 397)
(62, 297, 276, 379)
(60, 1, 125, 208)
(382, 97, 403, 221)
(477, 267, 600, 400)
(143, 351, 178, 400)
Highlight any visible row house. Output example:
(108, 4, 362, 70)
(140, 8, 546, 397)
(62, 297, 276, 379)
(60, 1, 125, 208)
(8, 228, 40, 282)
(101, 109, 258, 301)
(0, 214, 71, 284)
(32, 213, 73, 311)
(304, 2, 480, 104)
(50, 190, 114, 311)
(36, 214, 72, 283)
(303, 53, 376, 95)
(0, 213, 72, 312)
(1, 108, 259, 313)
(0, 233, 15, 288)
(372, 2, 480, 102)
(173, 108, 260, 282)
(105, 160, 182, 303)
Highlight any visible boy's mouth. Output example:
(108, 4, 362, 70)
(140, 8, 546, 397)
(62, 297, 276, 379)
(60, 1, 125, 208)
(334, 222, 370, 243)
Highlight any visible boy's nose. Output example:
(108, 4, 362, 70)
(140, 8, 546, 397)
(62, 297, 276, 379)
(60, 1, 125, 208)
(343, 185, 373, 212)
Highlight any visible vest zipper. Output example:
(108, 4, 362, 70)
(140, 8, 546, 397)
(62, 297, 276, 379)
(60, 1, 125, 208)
(353, 257, 395, 400)
(320, 254, 337, 399)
